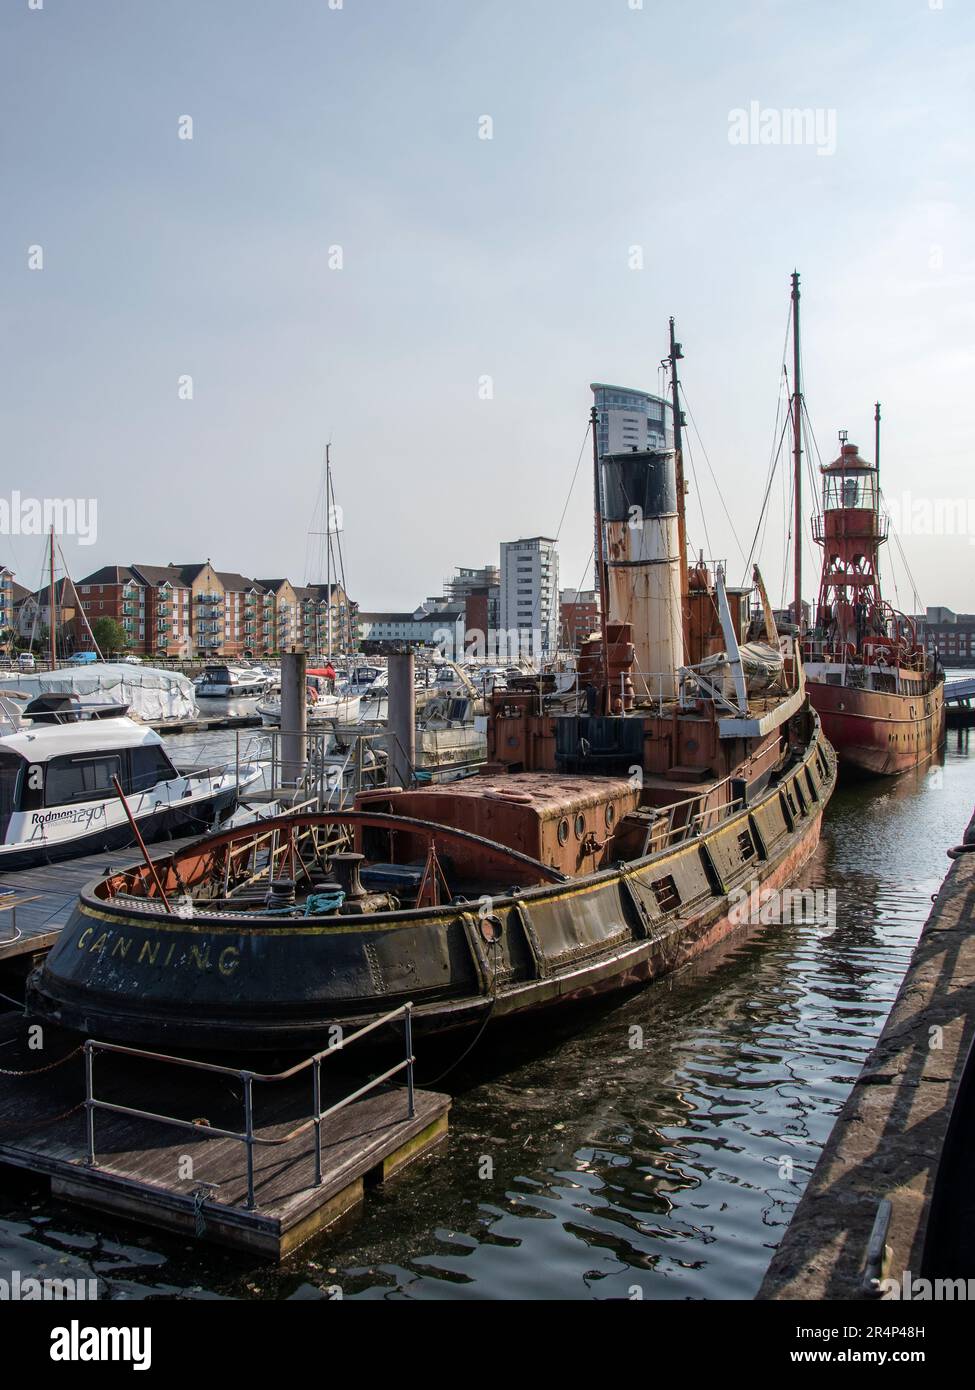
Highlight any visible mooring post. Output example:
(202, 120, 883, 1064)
(84, 1040, 96, 1167)
(405, 1003, 416, 1119)
(243, 1073, 256, 1210)
(280, 650, 307, 791)
(388, 649, 415, 790)
(312, 1056, 323, 1187)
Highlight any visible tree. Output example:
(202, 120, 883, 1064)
(90, 617, 129, 655)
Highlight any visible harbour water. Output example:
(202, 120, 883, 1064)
(1, 703, 972, 1301)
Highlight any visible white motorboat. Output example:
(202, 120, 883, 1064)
(0, 663, 198, 724)
(195, 664, 269, 698)
(256, 673, 361, 727)
(0, 694, 261, 871)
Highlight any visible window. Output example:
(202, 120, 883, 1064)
(129, 744, 178, 792)
(0, 750, 24, 821)
(45, 754, 122, 806)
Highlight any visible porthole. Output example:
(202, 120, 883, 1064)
(575, 813, 586, 839)
(557, 817, 569, 845)
(605, 803, 616, 828)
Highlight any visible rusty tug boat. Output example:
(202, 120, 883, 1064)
(29, 327, 837, 1050)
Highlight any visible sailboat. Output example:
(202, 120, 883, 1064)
(29, 322, 837, 1051)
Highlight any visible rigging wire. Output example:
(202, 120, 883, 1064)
(740, 301, 794, 585)
(742, 404, 792, 582)
(54, 536, 102, 658)
(881, 488, 923, 615)
(554, 421, 593, 543)
(681, 429, 715, 567)
(679, 387, 747, 565)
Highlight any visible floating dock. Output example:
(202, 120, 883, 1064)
(759, 807, 975, 1299)
(149, 714, 263, 735)
(945, 677, 975, 729)
(0, 835, 204, 965)
(0, 1011, 449, 1260)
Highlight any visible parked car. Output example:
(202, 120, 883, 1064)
(17, 652, 36, 672)
(67, 652, 98, 665)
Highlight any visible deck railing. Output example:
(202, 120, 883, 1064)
(83, 1001, 416, 1211)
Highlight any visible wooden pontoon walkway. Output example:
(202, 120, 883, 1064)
(0, 1016, 449, 1259)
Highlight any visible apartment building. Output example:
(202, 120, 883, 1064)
(68, 560, 358, 659)
(923, 607, 975, 667)
(559, 588, 599, 653)
(0, 568, 15, 638)
(590, 383, 674, 457)
(359, 602, 465, 654)
(16, 577, 82, 643)
(500, 536, 560, 657)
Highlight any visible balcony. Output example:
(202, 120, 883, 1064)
(812, 512, 889, 543)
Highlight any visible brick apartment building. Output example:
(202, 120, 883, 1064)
(73, 561, 357, 660)
(0, 567, 15, 640)
(923, 607, 975, 668)
(559, 588, 600, 653)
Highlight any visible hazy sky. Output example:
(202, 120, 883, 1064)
(3, 0, 972, 614)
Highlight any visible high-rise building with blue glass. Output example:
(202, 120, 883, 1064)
(590, 383, 674, 457)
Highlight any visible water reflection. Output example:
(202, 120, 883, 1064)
(2, 729, 973, 1300)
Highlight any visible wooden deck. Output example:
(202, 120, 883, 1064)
(0, 1017, 449, 1259)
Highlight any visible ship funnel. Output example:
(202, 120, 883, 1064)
(600, 449, 683, 699)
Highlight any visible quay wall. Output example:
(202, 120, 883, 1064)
(758, 806, 975, 1299)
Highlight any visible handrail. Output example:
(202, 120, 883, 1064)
(83, 1001, 416, 1210)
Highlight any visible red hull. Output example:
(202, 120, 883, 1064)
(808, 678, 945, 776)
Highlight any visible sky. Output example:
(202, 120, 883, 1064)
(2, 0, 973, 614)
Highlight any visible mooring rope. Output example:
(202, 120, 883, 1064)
(0, 1043, 84, 1078)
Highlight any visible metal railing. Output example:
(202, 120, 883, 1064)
(83, 1001, 416, 1211)
(636, 773, 745, 852)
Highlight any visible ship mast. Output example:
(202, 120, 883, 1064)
(49, 526, 57, 669)
(791, 272, 803, 634)
(325, 444, 332, 660)
(875, 401, 881, 479)
(590, 404, 611, 714)
(666, 319, 690, 645)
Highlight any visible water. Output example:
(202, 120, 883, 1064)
(2, 705, 972, 1301)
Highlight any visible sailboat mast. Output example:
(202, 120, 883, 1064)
(590, 404, 611, 714)
(325, 444, 332, 659)
(49, 526, 57, 669)
(791, 271, 803, 632)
